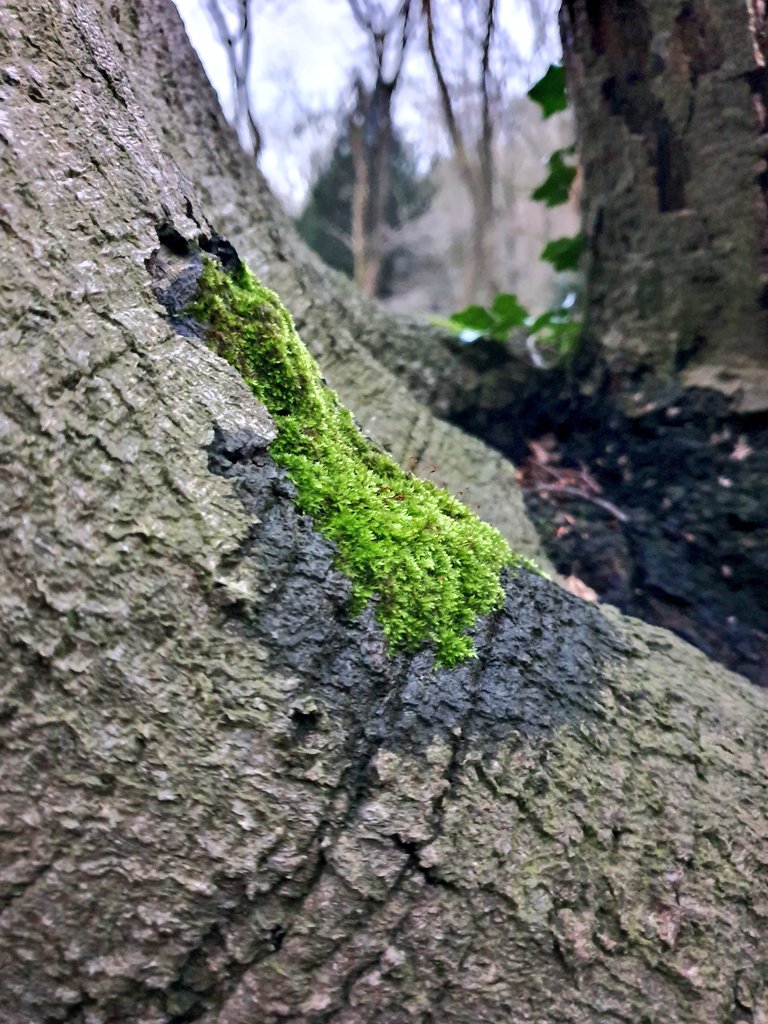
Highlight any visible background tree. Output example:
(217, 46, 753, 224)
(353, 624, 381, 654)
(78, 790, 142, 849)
(202, 0, 261, 154)
(345, 0, 415, 295)
(178, 0, 568, 313)
(421, 0, 503, 302)
(296, 115, 433, 296)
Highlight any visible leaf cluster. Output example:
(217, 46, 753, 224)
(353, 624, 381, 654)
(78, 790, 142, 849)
(439, 65, 582, 362)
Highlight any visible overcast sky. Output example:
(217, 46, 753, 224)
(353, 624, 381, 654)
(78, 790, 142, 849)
(173, 0, 560, 205)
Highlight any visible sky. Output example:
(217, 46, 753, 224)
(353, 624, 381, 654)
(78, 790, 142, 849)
(173, 0, 560, 206)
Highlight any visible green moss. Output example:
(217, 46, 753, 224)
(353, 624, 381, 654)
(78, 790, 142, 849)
(188, 258, 537, 666)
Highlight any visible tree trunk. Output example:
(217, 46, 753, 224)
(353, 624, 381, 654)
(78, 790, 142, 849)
(561, 0, 768, 412)
(1, 2, 767, 1023)
(349, 89, 373, 294)
(351, 0, 768, 689)
(349, 77, 395, 299)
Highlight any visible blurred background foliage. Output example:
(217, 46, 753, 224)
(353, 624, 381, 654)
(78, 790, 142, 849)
(175, 0, 580, 318)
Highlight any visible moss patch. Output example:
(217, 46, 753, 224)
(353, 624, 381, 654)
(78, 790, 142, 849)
(188, 258, 537, 665)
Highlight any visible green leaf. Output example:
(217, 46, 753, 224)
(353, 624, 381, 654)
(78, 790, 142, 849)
(529, 310, 555, 332)
(491, 292, 528, 327)
(540, 234, 585, 272)
(428, 314, 464, 334)
(449, 304, 495, 333)
(486, 293, 529, 340)
(528, 65, 567, 119)
(548, 320, 581, 356)
(532, 149, 577, 207)
(529, 311, 581, 357)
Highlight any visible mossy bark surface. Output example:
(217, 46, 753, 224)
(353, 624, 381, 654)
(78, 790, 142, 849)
(0, 2, 767, 1023)
(119, 0, 549, 572)
(183, 257, 532, 665)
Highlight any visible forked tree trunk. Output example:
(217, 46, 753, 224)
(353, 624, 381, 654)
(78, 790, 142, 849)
(561, 0, 768, 412)
(0, 2, 766, 1023)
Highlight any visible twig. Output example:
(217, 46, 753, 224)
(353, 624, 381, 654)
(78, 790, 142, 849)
(529, 483, 629, 523)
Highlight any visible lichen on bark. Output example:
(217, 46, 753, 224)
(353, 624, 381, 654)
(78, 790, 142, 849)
(187, 257, 538, 665)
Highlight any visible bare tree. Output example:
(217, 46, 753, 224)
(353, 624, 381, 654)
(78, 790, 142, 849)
(421, 0, 504, 303)
(346, 0, 413, 295)
(203, 0, 262, 154)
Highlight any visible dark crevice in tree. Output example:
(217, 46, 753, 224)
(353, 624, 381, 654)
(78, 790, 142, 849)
(594, 2, 689, 213)
(198, 230, 241, 271)
(673, 329, 705, 372)
(156, 221, 191, 256)
(744, 56, 768, 310)
(675, 1, 725, 79)
(653, 117, 688, 213)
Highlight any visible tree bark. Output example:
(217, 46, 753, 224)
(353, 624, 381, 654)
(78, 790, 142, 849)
(1, 3, 767, 1023)
(561, 0, 768, 412)
(122, 0, 544, 572)
(349, 76, 395, 298)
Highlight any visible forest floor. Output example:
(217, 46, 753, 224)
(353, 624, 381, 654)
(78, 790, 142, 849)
(453, 371, 768, 687)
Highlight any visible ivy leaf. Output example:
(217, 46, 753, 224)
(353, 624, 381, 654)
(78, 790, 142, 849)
(529, 310, 555, 333)
(540, 234, 584, 272)
(527, 64, 567, 119)
(449, 304, 495, 333)
(487, 293, 529, 338)
(529, 310, 581, 357)
(532, 148, 577, 207)
(491, 292, 528, 329)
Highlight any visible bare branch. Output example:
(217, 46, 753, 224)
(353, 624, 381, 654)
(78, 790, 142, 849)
(421, 0, 474, 195)
(388, 0, 412, 85)
(479, 0, 496, 209)
(204, 0, 262, 156)
(348, 0, 413, 85)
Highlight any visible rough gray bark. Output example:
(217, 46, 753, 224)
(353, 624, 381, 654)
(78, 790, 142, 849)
(0, 3, 767, 1024)
(561, 0, 768, 412)
(121, 1, 545, 569)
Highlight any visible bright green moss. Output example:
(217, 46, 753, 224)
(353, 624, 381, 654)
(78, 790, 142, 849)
(188, 258, 537, 666)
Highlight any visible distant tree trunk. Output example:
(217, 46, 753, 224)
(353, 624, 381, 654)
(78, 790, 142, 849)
(347, 0, 411, 297)
(561, 0, 768, 412)
(349, 76, 396, 297)
(423, 0, 502, 303)
(1, 2, 767, 1022)
(348, 80, 374, 292)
